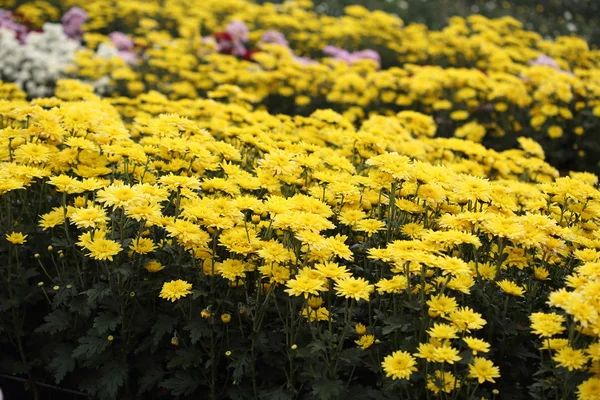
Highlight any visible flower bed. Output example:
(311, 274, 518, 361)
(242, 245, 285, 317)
(1, 1, 600, 399)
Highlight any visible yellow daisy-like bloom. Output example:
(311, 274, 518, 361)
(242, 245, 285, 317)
(497, 279, 525, 297)
(159, 280, 193, 302)
(427, 370, 460, 394)
(301, 306, 330, 322)
(427, 294, 458, 318)
(415, 343, 438, 362)
(447, 307, 487, 332)
(517, 137, 545, 159)
(86, 237, 123, 261)
(130, 237, 157, 254)
(577, 378, 600, 400)
(39, 208, 65, 230)
(533, 266, 550, 281)
(69, 205, 109, 229)
(314, 261, 352, 281)
(376, 275, 408, 294)
(463, 337, 490, 355)
(47, 175, 82, 194)
(433, 345, 462, 364)
(217, 259, 247, 282)
(552, 346, 589, 371)
(355, 334, 376, 350)
(356, 219, 386, 236)
(6, 232, 27, 245)
(382, 350, 417, 380)
(159, 173, 201, 191)
(96, 185, 143, 209)
(285, 275, 325, 299)
(539, 339, 569, 351)
(529, 312, 566, 338)
(14, 142, 52, 164)
(355, 322, 367, 335)
(334, 277, 375, 302)
(144, 260, 165, 273)
(468, 357, 500, 383)
(427, 323, 459, 340)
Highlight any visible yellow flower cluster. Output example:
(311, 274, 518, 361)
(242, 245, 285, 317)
(7, 0, 600, 170)
(1, 76, 599, 397)
(38, 0, 599, 173)
(2, 0, 600, 397)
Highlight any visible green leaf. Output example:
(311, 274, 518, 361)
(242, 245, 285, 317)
(457, 350, 473, 365)
(36, 309, 70, 334)
(228, 352, 250, 384)
(113, 264, 133, 278)
(47, 344, 75, 384)
(51, 237, 71, 248)
(311, 379, 344, 400)
(69, 295, 92, 317)
(151, 314, 176, 345)
(185, 318, 210, 344)
(339, 347, 364, 364)
(52, 284, 78, 308)
(160, 372, 199, 396)
(84, 283, 112, 306)
(93, 312, 122, 334)
(192, 288, 209, 299)
(138, 364, 165, 394)
(73, 334, 110, 359)
(97, 361, 128, 400)
(167, 348, 203, 369)
(307, 340, 327, 355)
(259, 387, 294, 400)
(382, 315, 411, 336)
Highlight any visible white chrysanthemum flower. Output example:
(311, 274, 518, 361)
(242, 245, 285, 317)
(0, 23, 82, 97)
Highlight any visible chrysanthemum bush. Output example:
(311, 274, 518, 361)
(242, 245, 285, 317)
(1, 81, 600, 400)
(3, 0, 600, 172)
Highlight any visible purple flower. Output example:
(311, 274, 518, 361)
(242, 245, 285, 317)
(260, 30, 288, 47)
(350, 49, 381, 65)
(528, 54, 559, 69)
(109, 31, 134, 51)
(118, 50, 138, 64)
(323, 45, 349, 58)
(62, 7, 87, 40)
(226, 20, 249, 42)
(323, 45, 380, 67)
(293, 55, 317, 65)
(0, 9, 12, 21)
(528, 54, 574, 76)
(0, 9, 28, 42)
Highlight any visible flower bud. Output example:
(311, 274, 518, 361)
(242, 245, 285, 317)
(355, 323, 367, 335)
(221, 313, 232, 324)
(307, 296, 323, 310)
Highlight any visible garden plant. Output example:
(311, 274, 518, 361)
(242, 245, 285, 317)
(0, 0, 600, 399)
